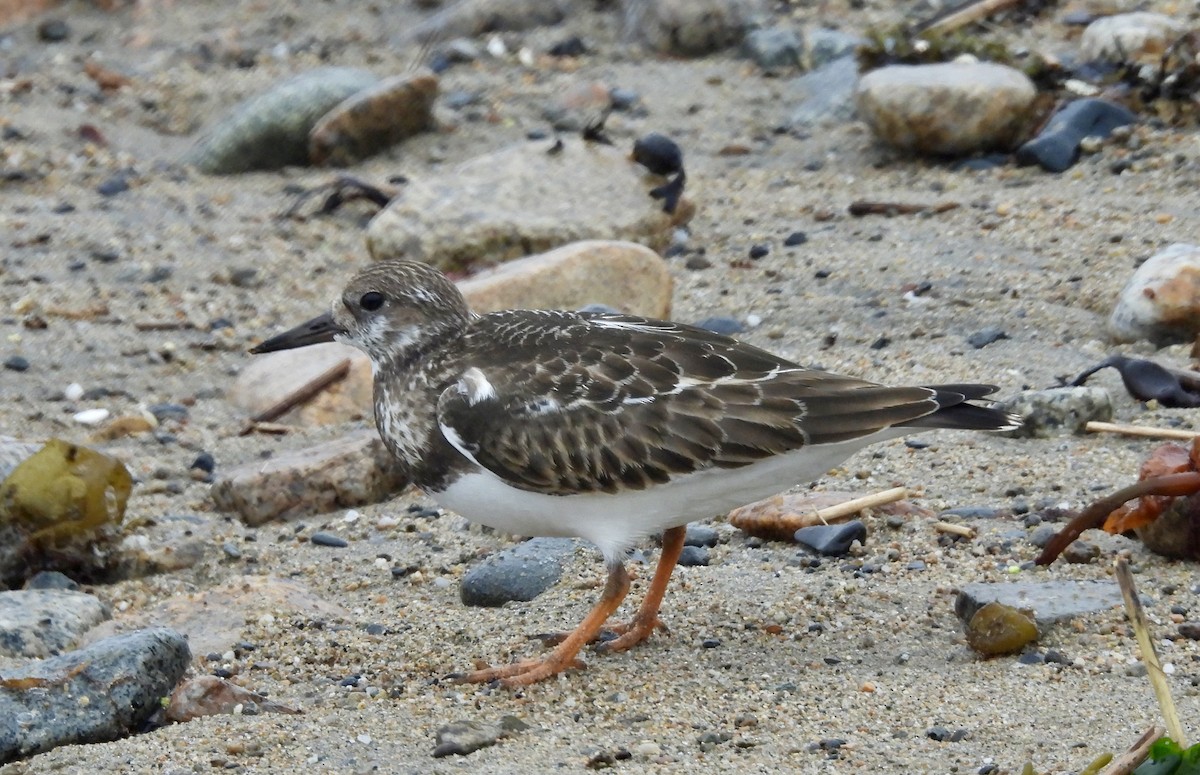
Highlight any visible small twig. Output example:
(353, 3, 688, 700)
(133, 320, 195, 331)
(848, 200, 960, 217)
(802, 486, 909, 526)
(1097, 725, 1164, 775)
(916, 0, 1023, 35)
(1114, 558, 1187, 747)
(238, 421, 294, 436)
(933, 521, 976, 538)
(1086, 421, 1200, 440)
(236, 359, 350, 436)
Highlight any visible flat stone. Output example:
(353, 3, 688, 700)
(83, 576, 346, 658)
(856, 62, 1036, 155)
(211, 430, 407, 524)
(458, 240, 673, 319)
(0, 627, 190, 764)
(0, 590, 109, 658)
(227, 341, 371, 423)
(955, 580, 1123, 630)
(184, 67, 379, 174)
(433, 719, 505, 757)
(623, 0, 764, 57)
(1109, 243, 1200, 346)
(366, 139, 689, 274)
(1015, 98, 1136, 173)
(997, 387, 1113, 438)
(460, 538, 579, 607)
(795, 520, 867, 556)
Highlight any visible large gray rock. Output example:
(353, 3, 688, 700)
(461, 538, 580, 607)
(211, 430, 407, 524)
(955, 581, 1122, 630)
(1109, 243, 1200, 346)
(622, 0, 764, 57)
(0, 590, 109, 658)
(1080, 12, 1187, 64)
(856, 62, 1036, 155)
(0, 628, 190, 763)
(366, 139, 687, 273)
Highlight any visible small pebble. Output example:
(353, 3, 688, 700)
(967, 328, 1008, 349)
(190, 452, 216, 474)
(678, 545, 709, 567)
(748, 244, 769, 260)
(37, 19, 70, 42)
(72, 408, 110, 425)
(3, 356, 29, 372)
(96, 172, 131, 196)
(310, 531, 349, 548)
(783, 231, 808, 247)
(700, 638, 721, 649)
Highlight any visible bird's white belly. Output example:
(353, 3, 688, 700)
(431, 429, 909, 562)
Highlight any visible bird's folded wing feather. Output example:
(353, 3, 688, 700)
(435, 313, 943, 495)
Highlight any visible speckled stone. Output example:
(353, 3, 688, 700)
(0, 590, 109, 658)
(460, 538, 578, 607)
(0, 627, 190, 763)
(1109, 244, 1200, 346)
(997, 387, 1113, 438)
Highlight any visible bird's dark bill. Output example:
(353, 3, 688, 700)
(250, 311, 342, 354)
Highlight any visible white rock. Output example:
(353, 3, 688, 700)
(856, 62, 1036, 155)
(72, 408, 110, 425)
(64, 382, 84, 401)
(1108, 243, 1200, 346)
(1081, 13, 1187, 64)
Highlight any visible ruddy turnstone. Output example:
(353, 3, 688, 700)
(252, 259, 1019, 686)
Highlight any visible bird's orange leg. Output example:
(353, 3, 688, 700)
(597, 525, 685, 653)
(458, 561, 631, 687)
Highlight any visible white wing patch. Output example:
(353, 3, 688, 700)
(590, 318, 675, 334)
(457, 367, 497, 406)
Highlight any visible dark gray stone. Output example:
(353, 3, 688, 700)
(0, 627, 190, 763)
(1015, 99, 1136, 173)
(794, 520, 867, 556)
(678, 546, 710, 567)
(967, 327, 1008, 349)
(309, 531, 349, 548)
(460, 538, 578, 607)
(0, 590, 109, 658)
(805, 28, 864, 69)
(787, 55, 859, 128)
(684, 523, 719, 547)
(955, 581, 1123, 630)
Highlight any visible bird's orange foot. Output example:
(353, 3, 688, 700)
(456, 653, 587, 687)
(595, 614, 668, 653)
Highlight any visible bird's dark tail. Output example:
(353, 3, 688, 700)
(903, 384, 1021, 432)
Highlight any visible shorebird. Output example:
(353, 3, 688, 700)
(252, 259, 1018, 686)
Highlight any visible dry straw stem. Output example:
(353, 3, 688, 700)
(1114, 558, 1187, 747)
(1086, 421, 1200, 440)
(1096, 725, 1164, 775)
(806, 486, 909, 525)
(932, 521, 976, 538)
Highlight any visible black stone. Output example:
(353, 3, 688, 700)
(967, 327, 1008, 349)
(783, 231, 808, 247)
(631, 133, 683, 176)
(749, 244, 769, 260)
(1015, 99, 1137, 173)
(310, 531, 348, 548)
(548, 36, 587, 57)
(3, 356, 29, 372)
(190, 452, 215, 474)
(37, 19, 70, 42)
(794, 520, 867, 556)
(96, 172, 131, 196)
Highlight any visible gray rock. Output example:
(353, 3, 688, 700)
(805, 27, 864, 69)
(0, 438, 41, 482)
(0, 590, 109, 658)
(22, 571, 80, 591)
(460, 538, 579, 607)
(211, 430, 407, 525)
(0, 627, 190, 763)
(623, 0, 764, 57)
(684, 523, 719, 547)
(856, 62, 1036, 155)
(366, 141, 686, 273)
(795, 520, 866, 556)
(432, 719, 504, 757)
(742, 27, 803, 70)
(1080, 12, 1187, 64)
(1109, 244, 1200, 346)
(787, 55, 859, 128)
(997, 387, 1113, 438)
(184, 67, 379, 174)
(407, 0, 575, 44)
(955, 581, 1123, 630)
(678, 545, 710, 567)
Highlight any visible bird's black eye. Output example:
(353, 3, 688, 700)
(360, 291, 384, 311)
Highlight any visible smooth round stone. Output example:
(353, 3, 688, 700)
(1109, 244, 1200, 346)
(684, 523, 719, 547)
(965, 601, 1038, 656)
(309, 531, 349, 548)
(460, 537, 576, 607)
(1080, 12, 1186, 64)
(856, 62, 1036, 155)
(678, 545, 709, 567)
